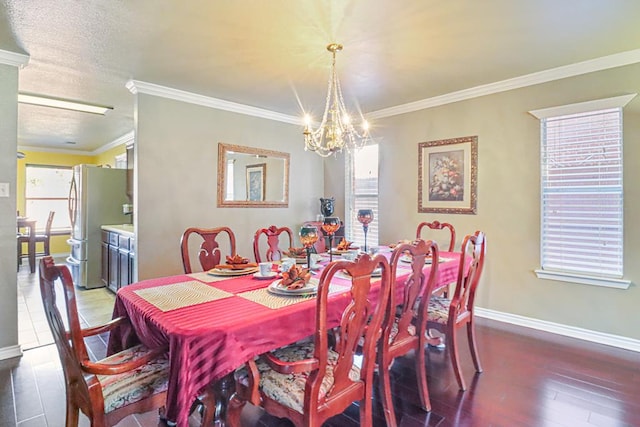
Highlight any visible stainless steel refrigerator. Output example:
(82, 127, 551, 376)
(67, 165, 129, 288)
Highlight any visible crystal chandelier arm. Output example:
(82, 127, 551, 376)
(303, 43, 371, 156)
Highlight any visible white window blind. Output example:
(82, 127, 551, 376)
(345, 144, 379, 249)
(540, 108, 623, 278)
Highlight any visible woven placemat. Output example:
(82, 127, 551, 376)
(238, 284, 345, 310)
(134, 280, 233, 312)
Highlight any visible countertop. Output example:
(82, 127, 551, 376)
(101, 224, 135, 238)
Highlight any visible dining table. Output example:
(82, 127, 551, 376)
(17, 217, 37, 273)
(107, 249, 462, 426)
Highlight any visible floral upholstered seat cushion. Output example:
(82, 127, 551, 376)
(97, 344, 169, 414)
(388, 318, 416, 343)
(428, 296, 450, 325)
(236, 341, 361, 414)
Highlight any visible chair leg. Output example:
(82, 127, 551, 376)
(198, 389, 217, 427)
(379, 352, 397, 427)
(65, 401, 79, 427)
(448, 324, 467, 391)
(44, 239, 50, 256)
(360, 393, 373, 427)
(227, 393, 246, 427)
(415, 339, 431, 412)
(467, 318, 483, 373)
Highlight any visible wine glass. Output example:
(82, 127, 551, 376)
(357, 209, 374, 253)
(299, 225, 319, 268)
(322, 217, 341, 262)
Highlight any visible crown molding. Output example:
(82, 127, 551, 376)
(368, 48, 640, 119)
(529, 93, 637, 119)
(126, 80, 301, 125)
(0, 49, 29, 68)
(93, 131, 134, 154)
(476, 307, 640, 353)
(17, 145, 94, 156)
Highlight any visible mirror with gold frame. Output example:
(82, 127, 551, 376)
(217, 143, 290, 208)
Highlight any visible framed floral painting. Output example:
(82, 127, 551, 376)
(418, 136, 477, 214)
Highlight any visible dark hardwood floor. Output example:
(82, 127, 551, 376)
(1, 315, 638, 426)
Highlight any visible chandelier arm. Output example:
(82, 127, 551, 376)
(303, 42, 370, 156)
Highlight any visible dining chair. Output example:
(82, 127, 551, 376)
(228, 253, 392, 427)
(18, 211, 55, 270)
(253, 225, 294, 263)
(180, 226, 237, 273)
(379, 239, 440, 426)
(427, 231, 486, 391)
(416, 220, 456, 252)
(38, 256, 170, 427)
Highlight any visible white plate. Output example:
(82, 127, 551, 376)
(253, 271, 278, 280)
(399, 255, 433, 264)
(267, 279, 318, 296)
(207, 266, 259, 276)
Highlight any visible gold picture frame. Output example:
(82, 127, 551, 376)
(418, 136, 477, 214)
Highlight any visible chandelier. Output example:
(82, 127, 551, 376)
(303, 43, 370, 157)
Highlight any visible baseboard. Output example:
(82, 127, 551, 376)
(0, 345, 23, 361)
(475, 307, 640, 353)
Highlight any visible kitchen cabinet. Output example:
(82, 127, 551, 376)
(101, 226, 135, 292)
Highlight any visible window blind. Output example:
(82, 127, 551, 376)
(541, 108, 623, 278)
(345, 145, 379, 249)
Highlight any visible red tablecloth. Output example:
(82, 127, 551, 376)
(108, 251, 461, 426)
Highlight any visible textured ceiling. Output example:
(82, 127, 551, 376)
(2, 0, 640, 152)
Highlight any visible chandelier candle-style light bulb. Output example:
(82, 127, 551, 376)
(303, 43, 371, 157)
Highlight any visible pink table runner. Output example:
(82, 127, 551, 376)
(108, 252, 461, 426)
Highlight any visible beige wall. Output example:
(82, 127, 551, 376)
(0, 63, 19, 352)
(134, 94, 324, 280)
(326, 63, 640, 340)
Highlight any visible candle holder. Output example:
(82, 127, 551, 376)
(357, 209, 374, 253)
(299, 225, 319, 268)
(322, 217, 341, 262)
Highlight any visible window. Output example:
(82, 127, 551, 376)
(25, 165, 73, 231)
(530, 94, 635, 289)
(226, 158, 235, 200)
(345, 144, 379, 250)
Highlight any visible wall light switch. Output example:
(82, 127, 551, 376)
(0, 183, 9, 197)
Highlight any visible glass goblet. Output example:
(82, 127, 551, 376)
(322, 217, 341, 262)
(357, 209, 374, 253)
(299, 225, 319, 268)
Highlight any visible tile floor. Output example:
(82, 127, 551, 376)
(17, 257, 115, 350)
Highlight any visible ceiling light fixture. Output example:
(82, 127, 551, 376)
(18, 93, 113, 115)
(303, 43, 370, 157)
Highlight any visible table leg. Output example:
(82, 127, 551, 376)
(28, 235, 36, 274)
(214, 373, 235, 426)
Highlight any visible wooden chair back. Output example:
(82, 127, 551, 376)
(253, 225, 293, 263)
(39, 256, 92, 405)
(180, 227, 237, 273)
(379, 239, 439, 424)
(39, 256, 170, 426)
(387, 239, 440, 348)
(235, 254, 392, 426)
(452, 231, 486, 318)
(416, 220, 456, 252)
(37, 210, 55, 255)
(304, 254, 392, 424)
